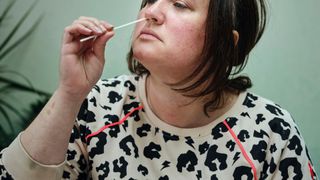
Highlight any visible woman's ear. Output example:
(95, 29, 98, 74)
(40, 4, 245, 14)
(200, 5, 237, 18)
(232, 30, 239, 46)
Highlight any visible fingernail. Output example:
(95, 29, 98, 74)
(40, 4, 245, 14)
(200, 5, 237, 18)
(107, 26, 114, 31)
(94, 27, 102, 33)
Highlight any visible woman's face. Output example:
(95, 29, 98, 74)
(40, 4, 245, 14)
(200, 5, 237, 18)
(132, 0, 209, 83)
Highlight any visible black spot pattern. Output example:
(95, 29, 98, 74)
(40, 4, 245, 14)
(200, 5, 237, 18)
(163, 131, 179, 142)
(279, 158, 302, 180)
(270, 144, 277, 153)
(233, 166, 253, 180)
(93, 85, 100, 93)
(89, 132, 108, 158)
(137, 124, 151, 137)
(113, 156, 128, 178)
(144, 142, 161, 160)
(159, 175, 169, 180)
(90, 96, 97, 107)
(137, 164, 148, 176)
(226, 140, 236, 151)
(266, 104, 284, 116)
(237, 130, 250, 142)
(67, 150, 77, 161)
(176, 150, 198, 172)
(255, 114, 266, 124)
(253, 130, 269, 139)
(199, 142, 210, 154)
(2, 77, 315, 180)
(123, 102, 141, 121)
(62, 171, 71, 179)
(119, 135, 139, 158)
(250, 140, 267, 162)
(204, 145, 227, 171)
(211, 117, 237, 139)
(108, 91, 123, 103)
(269, 117, 291, 140)
(124, 80, 136, 92)
(288, 135, 303, 155)
(243, 93, 258, 108)
(96, 161, 110, 180)
(0, 153, 13, 180)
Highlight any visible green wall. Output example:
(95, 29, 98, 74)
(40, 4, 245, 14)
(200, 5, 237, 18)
(2, 0, 319, 174)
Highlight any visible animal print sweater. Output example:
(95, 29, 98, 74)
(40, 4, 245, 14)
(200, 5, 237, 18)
(0, 74, 317, 180)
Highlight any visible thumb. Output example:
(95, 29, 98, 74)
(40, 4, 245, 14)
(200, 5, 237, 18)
(93, 30, 115, 60)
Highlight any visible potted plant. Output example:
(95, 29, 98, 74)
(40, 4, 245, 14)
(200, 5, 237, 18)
(0, 0, 51, 150)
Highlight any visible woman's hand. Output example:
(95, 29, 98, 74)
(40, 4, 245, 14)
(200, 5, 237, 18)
(58, 16, 114, 101)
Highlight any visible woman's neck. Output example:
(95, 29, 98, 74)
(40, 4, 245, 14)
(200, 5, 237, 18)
(146, 74, 238, 128)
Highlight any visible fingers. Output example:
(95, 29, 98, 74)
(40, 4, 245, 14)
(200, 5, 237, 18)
(62, 16, 115, 59)
(93, 28, 115, 60)
(63, 24, 92, 44)
(79, 16, 111, 32)
(63, 16, 114, 44)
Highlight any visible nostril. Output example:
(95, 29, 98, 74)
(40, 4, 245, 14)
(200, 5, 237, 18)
(147, 17, 158, 23)
(144, 6, 164, 25)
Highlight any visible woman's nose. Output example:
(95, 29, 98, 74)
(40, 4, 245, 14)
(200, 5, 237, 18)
(144, 1, 165, 25)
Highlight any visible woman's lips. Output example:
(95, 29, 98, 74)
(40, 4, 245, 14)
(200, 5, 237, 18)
(139, 29, 162, 41)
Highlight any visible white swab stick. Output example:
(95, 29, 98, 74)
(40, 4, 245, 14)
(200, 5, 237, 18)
(80, 18, 146, 42)
(80, 35, 96, 42)
(113, 18, 146, 30)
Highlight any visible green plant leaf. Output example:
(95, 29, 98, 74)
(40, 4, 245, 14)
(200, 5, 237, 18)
(0, 125, 15, 150)
(0, 14, 43, 60)
(0, 106, 15, 133)
(0, 84, 14, 94)
(0, 69, 40, 93)
(0, 0, 50, 150)
(0, 76, 51, 97)
(0, 0, 39, 53)
(0, 99, 25, 121)
(0, 0, 17, 25)
(22, 97, 50, 128)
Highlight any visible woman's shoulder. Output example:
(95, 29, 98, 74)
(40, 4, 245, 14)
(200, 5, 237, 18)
(241, 91, 293, 119)
(230, 92, 317, 179)
(238, 91, 300, 139)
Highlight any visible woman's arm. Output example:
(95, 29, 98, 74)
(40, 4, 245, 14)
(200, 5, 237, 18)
(20, 16, 114, 165)
(0, 17, 114, 179)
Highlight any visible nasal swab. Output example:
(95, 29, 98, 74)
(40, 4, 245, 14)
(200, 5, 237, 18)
(80, 18, 146, 42)
(114, 18, 146, 30)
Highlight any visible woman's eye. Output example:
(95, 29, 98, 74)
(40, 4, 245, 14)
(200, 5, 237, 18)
(146, 0, 157, 4)
(144, 0, 189, 9)
(173, 2, 188, 9)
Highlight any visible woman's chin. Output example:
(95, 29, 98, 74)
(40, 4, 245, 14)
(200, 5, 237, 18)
(133, 48, 157, 62)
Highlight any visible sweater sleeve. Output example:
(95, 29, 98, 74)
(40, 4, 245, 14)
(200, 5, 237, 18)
(0, 97, 93, 180)
(60, 122, 91, 179)
(0, 133, 65, 180)
(270, 121, 318, 180)
(0, 78, 122, 180)
(0, 122, 91, 180)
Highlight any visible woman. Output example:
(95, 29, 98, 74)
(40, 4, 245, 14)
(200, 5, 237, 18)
(0, 0, 317, 179)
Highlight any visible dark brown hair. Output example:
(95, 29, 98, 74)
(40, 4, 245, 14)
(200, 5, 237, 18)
(127, 0, 267, 115)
